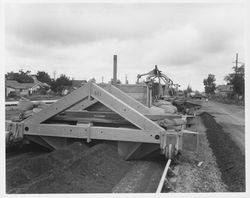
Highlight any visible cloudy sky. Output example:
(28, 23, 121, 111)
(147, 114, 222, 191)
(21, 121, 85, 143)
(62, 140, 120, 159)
(5, 1, 245, 91)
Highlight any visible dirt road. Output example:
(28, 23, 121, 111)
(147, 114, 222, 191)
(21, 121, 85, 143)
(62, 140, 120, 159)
(200, 100, 245, 154)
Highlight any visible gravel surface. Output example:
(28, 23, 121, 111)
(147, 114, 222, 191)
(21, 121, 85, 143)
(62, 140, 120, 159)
(200, 112, 245, 192)
(166, 116, 227, 192)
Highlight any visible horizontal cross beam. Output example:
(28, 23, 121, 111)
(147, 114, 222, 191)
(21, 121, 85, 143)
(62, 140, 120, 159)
(23, 123, 160, 144)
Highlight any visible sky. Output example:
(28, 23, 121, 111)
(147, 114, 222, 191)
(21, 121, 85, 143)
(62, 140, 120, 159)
(4, 1, 245, 91)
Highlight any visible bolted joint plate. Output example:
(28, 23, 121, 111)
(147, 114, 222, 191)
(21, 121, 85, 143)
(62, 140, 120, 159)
(181, 130, 199, 152)
(160, 129, 199, 157)
(5, 121, 25, 143)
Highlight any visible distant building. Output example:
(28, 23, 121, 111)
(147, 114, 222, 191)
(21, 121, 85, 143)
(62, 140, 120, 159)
(5, 78, 50, 97)
(59, 80, 88, 96)
(215, 84, 233, 97)
(72, 80, 87, 89)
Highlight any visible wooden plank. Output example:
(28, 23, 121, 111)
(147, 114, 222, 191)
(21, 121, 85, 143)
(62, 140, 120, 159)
(24, 82, 90, 124)
(117, 84, 147, 93)
(145, 114, 182, 121)
(65, 83, 148, 111)
(136, 99, 147, 105)
(61, 110, 182, 121)
(24, 124, 160, 144)
(99, 84, 147, 93)
(68, 98, 97, 110)
(51, 111, 130, 124)
(126, 92, 147, 99)
(91, 83, 164, 132)
(107, 85, 149, 114)
(62, 110, 123, 119)
(50, 116, 130, 124)
(5, 100, 57, 107)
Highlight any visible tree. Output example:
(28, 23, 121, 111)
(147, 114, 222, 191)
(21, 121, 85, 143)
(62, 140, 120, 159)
(5, 70, 34, 83)
(203, 74, 216, 95)
(51, 74, 72, 93)
(224, 64, 244, 98)
(36, 71, 52, 85)
(183, 85, 192, 97)
(186, 85, 192, 93)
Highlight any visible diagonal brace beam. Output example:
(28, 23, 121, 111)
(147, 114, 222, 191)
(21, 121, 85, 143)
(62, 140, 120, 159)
(90, 83, 164, 132)
(107, 84, 150, 114)
(25, 82, 91, 124)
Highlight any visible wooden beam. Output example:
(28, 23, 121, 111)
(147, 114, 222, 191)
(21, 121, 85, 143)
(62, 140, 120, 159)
(61, 110, 182, 122)
(91, 83, 164, 132)
(25, 82, 90, 124)
(68, 98, 97, 110)
(24, 124, 160, 144)
(108, 84, 149, 114)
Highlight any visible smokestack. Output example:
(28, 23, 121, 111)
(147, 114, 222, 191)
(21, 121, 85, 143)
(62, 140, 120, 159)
(113, 55, 117, 84)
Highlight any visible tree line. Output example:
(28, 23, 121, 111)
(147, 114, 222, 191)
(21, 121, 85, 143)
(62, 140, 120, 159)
(203, 63, 245, 99)
(5, 70, 72, 94)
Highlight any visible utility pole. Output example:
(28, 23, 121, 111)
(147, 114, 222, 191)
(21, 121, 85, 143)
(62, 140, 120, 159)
(125, 74, 128, 84)
(235, 53, 238, 76)
(102, 76, 104, 84)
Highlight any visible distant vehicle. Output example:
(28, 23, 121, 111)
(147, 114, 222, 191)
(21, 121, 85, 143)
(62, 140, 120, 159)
(191, 93, 203, 100)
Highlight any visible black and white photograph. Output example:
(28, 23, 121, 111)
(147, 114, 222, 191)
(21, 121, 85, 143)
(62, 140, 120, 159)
(2, 0, 248, 196)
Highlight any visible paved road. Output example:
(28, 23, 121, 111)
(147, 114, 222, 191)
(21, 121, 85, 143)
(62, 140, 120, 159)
(200, 100, 245, 154)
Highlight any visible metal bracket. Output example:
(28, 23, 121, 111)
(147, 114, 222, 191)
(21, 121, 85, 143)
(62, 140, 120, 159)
(6, 121, 24, 142)
(86, 123, 93, 143)
(88, 82, 93, 101)
(159, 128, 198, 158)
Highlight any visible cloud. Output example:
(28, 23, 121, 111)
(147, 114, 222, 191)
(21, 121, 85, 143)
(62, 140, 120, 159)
(5, 2, 245, 91)
(5, 4, 172, 47)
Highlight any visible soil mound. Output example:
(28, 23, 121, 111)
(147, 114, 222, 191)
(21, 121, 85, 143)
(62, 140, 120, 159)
(7, 142, 135, 193)
(200, 112, 245, 192)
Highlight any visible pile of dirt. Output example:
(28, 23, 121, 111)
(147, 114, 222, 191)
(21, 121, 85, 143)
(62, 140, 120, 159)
(6, 142, 87, 192)
(7, 142, 135, 193)
(200, 112, 245, 192)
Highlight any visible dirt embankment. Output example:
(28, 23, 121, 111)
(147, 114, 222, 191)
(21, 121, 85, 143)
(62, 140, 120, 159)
(6, 141, 166, 193)
(200, 112, 245, 192)
(6, 142, 136, 193)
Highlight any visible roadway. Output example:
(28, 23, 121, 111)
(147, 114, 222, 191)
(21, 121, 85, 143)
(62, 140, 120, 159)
(200, 100, 245, 154)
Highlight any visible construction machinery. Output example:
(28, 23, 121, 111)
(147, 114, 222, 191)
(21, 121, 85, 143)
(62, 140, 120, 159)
(137, 65, 174, 100)
(5, 55, 198, 160)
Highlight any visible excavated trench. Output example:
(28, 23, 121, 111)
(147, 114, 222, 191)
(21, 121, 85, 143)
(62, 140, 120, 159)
(200, 112, 245, 192)
(6, 141, 166, 193)
(6, 109, 245, 193)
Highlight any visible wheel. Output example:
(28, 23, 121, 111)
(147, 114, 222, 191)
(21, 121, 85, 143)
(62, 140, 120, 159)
(6, 132, 14, 145)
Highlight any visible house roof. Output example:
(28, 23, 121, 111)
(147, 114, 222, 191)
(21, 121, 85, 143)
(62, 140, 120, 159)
(31, 75, 51, 87)
(6, 80, 28, 89)
(6, 80, 49, 89)
(72, 80, 87, 88)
